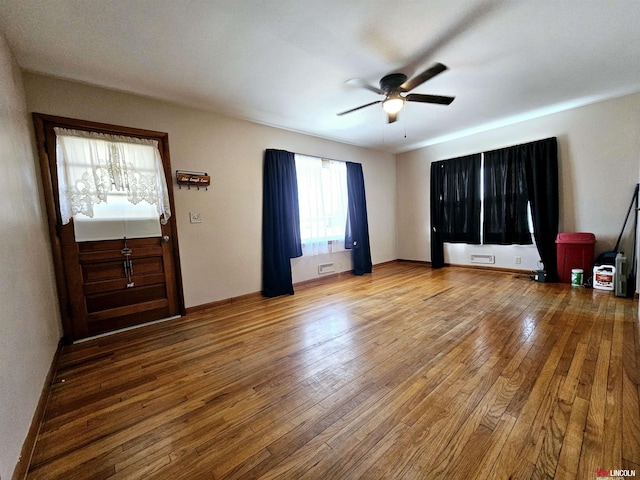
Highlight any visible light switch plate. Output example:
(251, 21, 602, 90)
(189, 211, 202, 224)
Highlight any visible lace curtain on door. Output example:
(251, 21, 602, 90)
(54, 128, 171, 241)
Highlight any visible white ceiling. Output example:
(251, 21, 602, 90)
(1, 0, 639, 153)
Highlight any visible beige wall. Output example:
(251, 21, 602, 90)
(23, 73, 397, 308)
(0, 36, 62, 479)
(397, 93, 640, 283)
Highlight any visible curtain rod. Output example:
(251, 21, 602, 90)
(292, 150, 349, 164)
(284, 152, 344, 163)
(483, 136, 557, 155)
(435, 136, 557, 162)
(267, 148, 358, 165)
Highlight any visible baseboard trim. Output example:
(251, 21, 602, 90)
(448, 263, 532, 275)
(12, 338, 63, 480)
(396, 259, 432, 266)
(293, 270, 353, 290)
(186, 291, 264, 314)
(186, 260, 399, 313)
(373, 259, 401, 268)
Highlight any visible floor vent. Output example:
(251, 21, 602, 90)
(470, 254, 495, 264)
(318, 263, 336, 274)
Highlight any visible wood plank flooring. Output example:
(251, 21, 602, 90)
(26, 261, 640, 479)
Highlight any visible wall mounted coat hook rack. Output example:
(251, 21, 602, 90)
(176, 170, 210, 190)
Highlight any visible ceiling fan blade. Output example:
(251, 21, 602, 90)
(337, 100, 382, 116)
(345, 78, 384, 95)
(406, 93, 455, 105)
(400, 63, 447, 92)
(387, 112, 398, 123)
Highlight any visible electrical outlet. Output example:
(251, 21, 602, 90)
(189, 211, 202, 224)
(515, 256, 522, 265)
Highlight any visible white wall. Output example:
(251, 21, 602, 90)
(23, 73, 397, 308)
(0, 36, 62, 479)
(397, 93, 640, 280)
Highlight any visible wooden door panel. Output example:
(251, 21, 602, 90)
(78, 241, 163, 261)
(82, 257, 164, 283)
(82, 262, 125, 282)
(83, 273, 167, 295)
(86, 284, 168, 313)
(87, 302, 171, 337)
(79, 238, 163, 253)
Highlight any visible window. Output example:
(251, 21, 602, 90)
(432, 152, 535, 248)
(55, 128, 170, 242)
(71, 191, 163, 242)
(431, 138, 558, 272)
(294, 154, 348, 256)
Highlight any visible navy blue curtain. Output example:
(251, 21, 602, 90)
(345, 162, 372, 275)
(430, 162, 445, 269)
(430, 154, 482, 268)
(262, 149, 302, 297)
(483, 146, 532, 245)
(523, 137, 559, 281)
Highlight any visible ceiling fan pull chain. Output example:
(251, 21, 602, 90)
(404, 107, 407, 139)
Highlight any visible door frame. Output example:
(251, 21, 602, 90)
(33, 113, 186, 343)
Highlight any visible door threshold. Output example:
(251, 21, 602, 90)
(73, 315, 182, 344)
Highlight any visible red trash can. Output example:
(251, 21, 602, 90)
(555, 232, 596, 284)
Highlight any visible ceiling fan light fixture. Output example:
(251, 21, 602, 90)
(338, 63, 453, 120)
(382, 95, 404, 114)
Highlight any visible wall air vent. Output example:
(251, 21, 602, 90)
(470, 254, 495, 264)
(318, 263, 336, 274)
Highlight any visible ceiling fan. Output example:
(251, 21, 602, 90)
(337, 63, 455, 123)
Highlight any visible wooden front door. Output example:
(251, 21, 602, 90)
(34, 114, 185, 342)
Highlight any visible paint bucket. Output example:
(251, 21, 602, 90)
(593, 265, 615, 291)
(570, 268, 583, 287)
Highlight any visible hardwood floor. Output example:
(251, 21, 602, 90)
(26, 262, 639, 479)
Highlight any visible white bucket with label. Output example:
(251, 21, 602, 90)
(570, 268, 583, 287)
(593, 265, 615, 291)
